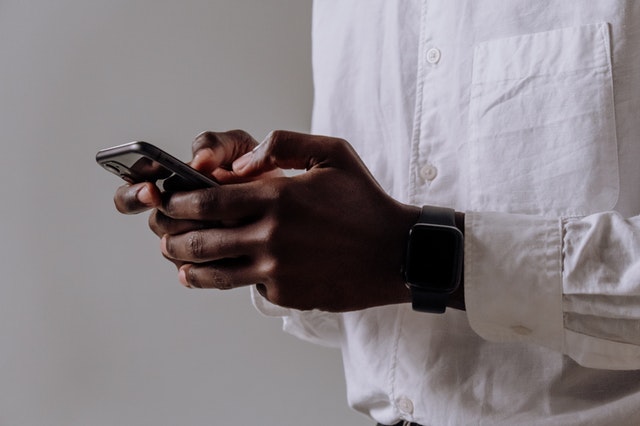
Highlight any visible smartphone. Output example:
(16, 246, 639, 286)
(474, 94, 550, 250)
(96, 141, 218, 191)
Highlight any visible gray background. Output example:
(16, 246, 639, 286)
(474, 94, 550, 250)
(0, 1, 370, 425)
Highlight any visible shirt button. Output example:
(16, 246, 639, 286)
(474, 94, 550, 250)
(397, 397, 414, 415)
(420, 164, 438, 182)
(426, 47, 441, 64)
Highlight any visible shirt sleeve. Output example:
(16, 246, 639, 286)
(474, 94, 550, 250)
(465, 210, 640, 370)
(250, 286, 343, 348)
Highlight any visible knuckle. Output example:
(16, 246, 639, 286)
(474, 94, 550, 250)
(273, 179, 293, 203)
(212, 271, 233, 290)
(187, 266, 202, 288)
(227, 129, 259, 157)
(226, 129, 254, 144)
(187, 266, 233, 290)
(260, 256, 279, 279)
(327, 136, 352, 157)
(194, 129, 257, 156)
(186, 189, 217, 219)
(186, 231, 205, 260)
(268, 180, 298, 222)
(194, 191, 211, 217)
(258, 217, 286, 259)
(192, 131, 220, 152)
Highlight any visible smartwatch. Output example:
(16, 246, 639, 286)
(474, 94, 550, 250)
(403, 206, 464, 313)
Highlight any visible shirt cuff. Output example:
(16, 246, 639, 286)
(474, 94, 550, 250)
(464, 211, 565, 353)
(250, 286, 343, 348)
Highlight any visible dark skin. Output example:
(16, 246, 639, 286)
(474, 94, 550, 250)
(114, 130, 465, 312)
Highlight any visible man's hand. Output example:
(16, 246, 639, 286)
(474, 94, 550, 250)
(115, 130, 419, 312)
(113, 130, 266, 215)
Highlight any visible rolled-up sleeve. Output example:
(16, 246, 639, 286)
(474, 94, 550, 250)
(465, 210, 640, 370)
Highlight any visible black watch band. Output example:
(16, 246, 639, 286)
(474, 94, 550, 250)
(411, 284, 450, 313)
(404, 206, 463, 314)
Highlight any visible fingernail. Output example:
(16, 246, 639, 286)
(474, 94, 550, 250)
(192, 148, 214, 167)
(160, 235, 168, 256)
(252, 141, 264, 152)
(232, 151, 253, 172)
(178, 266, 191, 288)
(137, 185, 152, 205)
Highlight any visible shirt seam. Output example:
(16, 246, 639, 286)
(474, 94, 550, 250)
(388, 306, 407, 421)
(407, 0, 429, 204)
(557, 217, 568, 356)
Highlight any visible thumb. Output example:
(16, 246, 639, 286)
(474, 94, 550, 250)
(231, 130, 354, 177)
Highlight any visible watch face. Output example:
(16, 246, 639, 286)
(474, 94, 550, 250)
(404, 224, 463, 292)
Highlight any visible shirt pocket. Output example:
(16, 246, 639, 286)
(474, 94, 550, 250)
(468, 23, 619, 216)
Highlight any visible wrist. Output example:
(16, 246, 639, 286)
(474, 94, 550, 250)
(390, 204, 421, 306)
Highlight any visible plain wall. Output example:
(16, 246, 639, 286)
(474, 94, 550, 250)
(0, 1, 370, 425)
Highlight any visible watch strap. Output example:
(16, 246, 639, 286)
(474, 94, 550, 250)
(411, 287, 449, 313)
(419, 205, 456, 226)
(409, 206, 458, 314)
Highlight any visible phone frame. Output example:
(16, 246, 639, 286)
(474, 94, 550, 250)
(96, 141, 218, 190)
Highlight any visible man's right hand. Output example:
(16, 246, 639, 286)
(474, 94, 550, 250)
(112, 129, 418, 312)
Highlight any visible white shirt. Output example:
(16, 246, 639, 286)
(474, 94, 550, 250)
(254, 1, 640, 424)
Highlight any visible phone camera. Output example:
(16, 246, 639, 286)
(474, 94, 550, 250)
(103, 162, 121, 175)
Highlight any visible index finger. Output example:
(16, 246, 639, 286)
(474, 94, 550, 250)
(160, 179, 277, 221)
(190, 130, 259, 175)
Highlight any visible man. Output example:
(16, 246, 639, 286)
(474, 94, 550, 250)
(114, 1, 640, 424)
